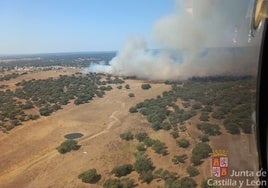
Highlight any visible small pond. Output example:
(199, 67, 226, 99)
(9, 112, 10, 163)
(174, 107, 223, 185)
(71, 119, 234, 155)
(64, 133, 84, 139)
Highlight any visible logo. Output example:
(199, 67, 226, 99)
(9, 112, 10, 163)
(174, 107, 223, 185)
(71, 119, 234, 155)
(212, 149, 228, 177)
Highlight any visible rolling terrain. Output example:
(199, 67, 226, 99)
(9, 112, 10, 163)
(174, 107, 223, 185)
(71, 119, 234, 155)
(0, 69, 259, 188)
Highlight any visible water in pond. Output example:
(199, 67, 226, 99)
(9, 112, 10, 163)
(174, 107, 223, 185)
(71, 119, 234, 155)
(64, 133, 84, 139)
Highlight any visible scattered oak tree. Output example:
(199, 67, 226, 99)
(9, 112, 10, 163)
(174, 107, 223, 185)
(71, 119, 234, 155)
(57, 139, 80, 154)
(78, 168, 101, 184)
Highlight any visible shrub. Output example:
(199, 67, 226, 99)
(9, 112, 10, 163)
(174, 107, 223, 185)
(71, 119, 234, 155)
(120, 178, 135, 188)
(143, 138, 155, 147)
(161, 122, 171, 130)
(187, 166, 200, 177)
(212, 110, 225, 119)
(141, 84, 151, 90)
(180, 177, 197, 188)
(134, 157, 154, 174)
(133, 150, 147, 159)
(196, 123, 221, 136)
(182, 102, 190, 108)
(198, 134, 210, 142)
(125, 84, 130, 89)
(179, 125, 187, 132)
(39, 106, 53, 116)
(78, 168, 101, 183)
(151, 121, 162, 131)
(177, 138, 190, 148)
(103, 178, 135, 188)
(120, 131, 134, 141)
(223, 121, 240, 134)
(57, 139, 79, 154)
(192, 143, 212, 158)
(129, 107, 138, 113)
(152, 140, 168, 155)
(135, 132, 148, 142)
(190, 154, 203, 166)
(172, 154, 187, 164)
(191, 142, 212, 166)
(202, 105, 213, 112)
(140, 170, 154, 183)
(170, 130, 179, 139)
(128, 93, 135, 97)
(154, 168, 177, 180)
(200, 112, 209, 121)
(192, 103, 202, 110)
(111, 164, 133, 177)
(103, 179, 120, 188)
(136, 142, 147, 151)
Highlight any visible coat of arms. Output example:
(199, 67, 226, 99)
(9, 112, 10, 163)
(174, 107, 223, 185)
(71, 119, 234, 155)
(212, 149, 228, 177)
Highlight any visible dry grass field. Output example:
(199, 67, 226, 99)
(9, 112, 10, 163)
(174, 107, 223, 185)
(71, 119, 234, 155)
(0, 70, 259, 188)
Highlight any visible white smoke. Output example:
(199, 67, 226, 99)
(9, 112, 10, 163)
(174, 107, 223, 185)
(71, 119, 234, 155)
(108, 36, 183, 80)
(83, 0, 262, 80)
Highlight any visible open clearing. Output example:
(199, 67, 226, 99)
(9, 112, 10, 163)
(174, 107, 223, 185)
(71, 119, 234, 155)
(0, 71, 259, 188)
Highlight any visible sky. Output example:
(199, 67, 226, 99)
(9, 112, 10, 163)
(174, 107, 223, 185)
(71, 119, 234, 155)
(0, 0, 174, 55)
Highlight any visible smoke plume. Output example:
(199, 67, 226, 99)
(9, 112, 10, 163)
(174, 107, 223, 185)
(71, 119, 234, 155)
(84, 0, 262, 80)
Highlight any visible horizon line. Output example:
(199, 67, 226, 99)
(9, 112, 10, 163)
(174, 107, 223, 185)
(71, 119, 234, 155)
(0, 50, 118, 58)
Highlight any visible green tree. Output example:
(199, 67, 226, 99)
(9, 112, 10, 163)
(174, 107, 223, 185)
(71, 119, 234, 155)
(191, 142, 212, 166)
(78, 168, 101, 183)
(177, 138, 190, 148)
(154, 168, 177, 181)
(140, 170, 154, 183)
(187, 166, 200, 177)
(143, 138, 155, 147)
(161, 122, 171, 130)
(180, 177, 197, 188)
(179, 125, 187, 132)
(111, 164, 133, 177)
(128, 93, 135, 97)
(120, 178, 135, 188)
(120, 131, 134, 141)
(103, 178, 135, 188)
(196, 123, 221, 136)
(190, 154, 203, 166)
(136, 142, 147, 151)
(152, 140, 168, 155)
(135, 132, 148, 142)
(57, 139, 80, 154)
(129, 107, 138, 113)
(103, 178, 121, 188)
(172, 154, 187, 164)
(200, 112, 209, 121)
(134, 157, 154, 174)
(141, 84, 151, 90)
(198, 134, 210, 142)
(170, 130, 179, 139)
(192, 102, 202, 110)
(192, 143, 212, 158)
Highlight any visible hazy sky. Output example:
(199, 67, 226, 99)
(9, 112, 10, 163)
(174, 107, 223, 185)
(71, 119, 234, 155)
(0, 0, 174, 55)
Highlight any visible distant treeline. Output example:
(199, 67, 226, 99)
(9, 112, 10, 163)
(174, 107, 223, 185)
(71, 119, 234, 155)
(0, 73, 20, 81)
(0, 51, 116, 68)
(188, 75, 253, 82)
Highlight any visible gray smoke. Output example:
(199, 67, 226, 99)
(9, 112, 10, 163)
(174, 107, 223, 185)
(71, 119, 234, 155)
(84, 0, 262, 80)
